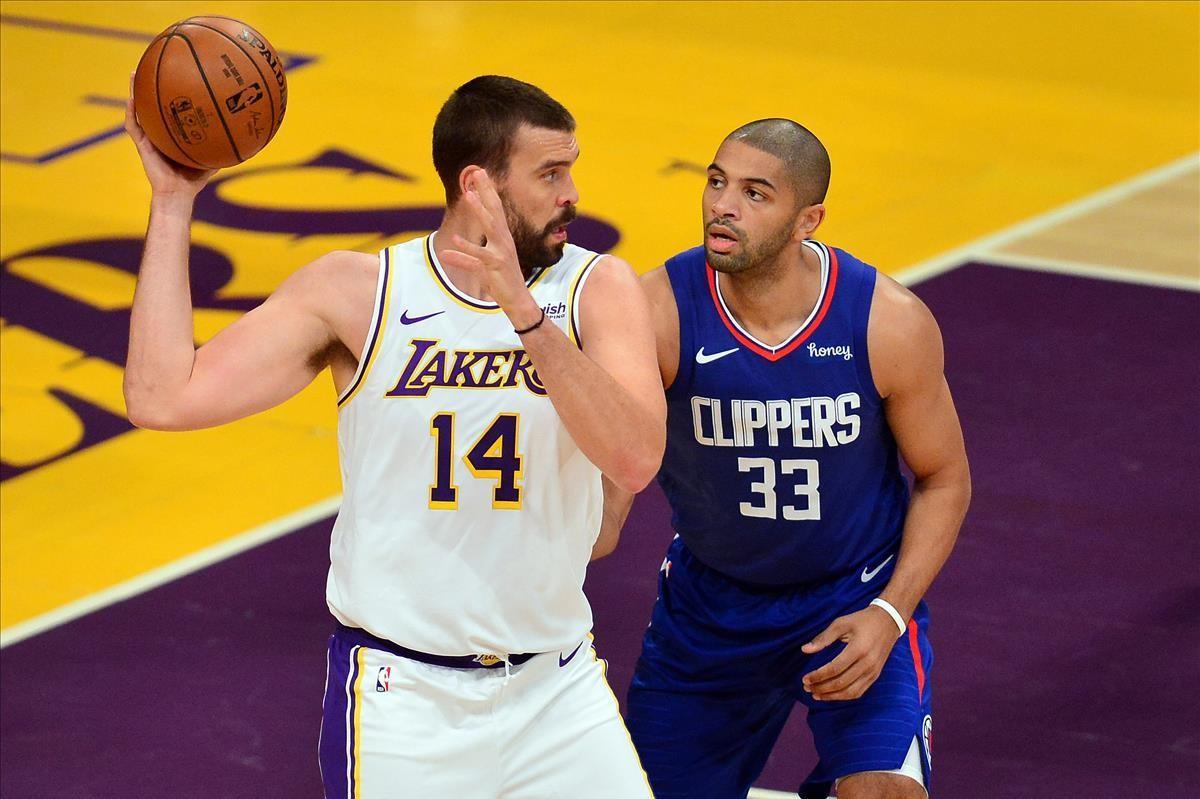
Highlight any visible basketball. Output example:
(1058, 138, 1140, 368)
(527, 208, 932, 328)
(132, 16, 287, 169)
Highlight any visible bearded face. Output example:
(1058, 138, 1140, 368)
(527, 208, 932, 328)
(704, 214, 796, 275)
(500, 187, 578, 274)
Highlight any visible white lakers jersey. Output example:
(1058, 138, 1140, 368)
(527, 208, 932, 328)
(326, 233, 607, 657)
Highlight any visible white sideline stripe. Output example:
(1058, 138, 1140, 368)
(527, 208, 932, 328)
(892, 151, 1199, 287)
(974, 251, 1199, 292)
(0, 496, 342, 648)
(749, 789, 807, 799)
(3, 154, 1196, 648)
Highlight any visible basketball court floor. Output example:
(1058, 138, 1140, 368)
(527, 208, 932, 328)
(2, 3, 1197, 797)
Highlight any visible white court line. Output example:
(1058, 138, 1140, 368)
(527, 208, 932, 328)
(973, 250, 1199, 291)
(2, 152, 1196, 649)
(892, 151, 1199, 287)
(0, 496, 342, 648)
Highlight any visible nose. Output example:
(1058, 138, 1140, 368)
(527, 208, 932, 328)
(709, 185, 738, 221)
(560, 174, 579, 208)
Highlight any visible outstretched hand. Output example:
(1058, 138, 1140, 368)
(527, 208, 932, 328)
(125, 73, 217, 197)
(801, 604, 902, 701)
(439, 170, 531, 313)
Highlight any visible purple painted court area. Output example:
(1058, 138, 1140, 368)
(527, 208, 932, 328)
(3, 262, 1198, 798)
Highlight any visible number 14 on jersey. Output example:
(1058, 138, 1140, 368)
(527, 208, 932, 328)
(429, 413, 524, 510)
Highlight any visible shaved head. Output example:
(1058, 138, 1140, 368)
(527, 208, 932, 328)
(725, 118, 830, 207)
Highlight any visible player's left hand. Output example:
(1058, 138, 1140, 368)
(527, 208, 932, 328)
(800, 605, 902, 701)
(440, 170, 533, 315)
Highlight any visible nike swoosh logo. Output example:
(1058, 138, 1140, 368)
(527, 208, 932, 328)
(695, 346, 739, 364)
(559, 642, 583, 667)
(860, 554, 895, 583)
(400, 310, 445, 325)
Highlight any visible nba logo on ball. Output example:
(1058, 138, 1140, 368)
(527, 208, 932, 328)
(225, 83, 264, 114)
(375, 666, 391, 693)
(132, 16, 287, 168)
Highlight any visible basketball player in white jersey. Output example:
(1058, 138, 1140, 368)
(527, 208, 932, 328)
(123, 75, 664, 798)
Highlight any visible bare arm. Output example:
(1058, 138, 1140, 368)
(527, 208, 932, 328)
(803, 275, 970, 701)
(591, 477, 636, 561)
(872, 278, 972, 622)
(590, 265, 679, 558)
(441, 172, 666, 492)
(121, 79, 372, 431)
(125, 244, 369, 430)
(642, 266, 681, 390)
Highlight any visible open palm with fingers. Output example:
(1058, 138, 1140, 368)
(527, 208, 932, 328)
(439, 170, 530, 311)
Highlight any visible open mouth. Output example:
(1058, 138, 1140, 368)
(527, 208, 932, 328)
(546, 213, 574, 242)
(706, 224, 739, 254)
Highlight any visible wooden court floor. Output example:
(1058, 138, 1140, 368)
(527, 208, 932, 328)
(1, 2, 1197, 797)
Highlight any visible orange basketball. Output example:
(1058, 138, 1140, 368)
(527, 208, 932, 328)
(132, 16, 287, 169)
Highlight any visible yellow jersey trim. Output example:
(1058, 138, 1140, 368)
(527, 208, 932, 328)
(567, 253, 605, 347)
(337, 247, 393, 408)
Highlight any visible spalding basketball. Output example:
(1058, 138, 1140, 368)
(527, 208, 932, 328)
(133, 16, 287, 169)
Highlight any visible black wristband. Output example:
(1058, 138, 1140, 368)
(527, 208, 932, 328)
(514, 308, 546, 335)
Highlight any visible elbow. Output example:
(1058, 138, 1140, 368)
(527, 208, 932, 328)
(957, 458, 973, 513)
(125, 402, 172, 431)
(609, 444, 663, 494)
(123, 384, 178, 431)
(962, 471, 973, 510)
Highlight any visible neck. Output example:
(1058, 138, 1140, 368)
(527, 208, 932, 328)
(720, 241, 821, 334)
(434, 206, 494, 300)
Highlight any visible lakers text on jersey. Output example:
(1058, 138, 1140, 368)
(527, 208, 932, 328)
(327, 234, 607, 657)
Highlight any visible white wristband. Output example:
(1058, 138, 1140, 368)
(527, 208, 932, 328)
(870, 598, 907, 637)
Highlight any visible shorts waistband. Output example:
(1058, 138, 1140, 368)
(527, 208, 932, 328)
(335, 623, 539, 670)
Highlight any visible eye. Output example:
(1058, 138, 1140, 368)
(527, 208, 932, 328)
(746, 188, 765, 201)
(543, 169, 559, 183)
(707, 175, 725, 189)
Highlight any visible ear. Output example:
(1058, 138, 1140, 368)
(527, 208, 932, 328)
(792, 203, 826, 241)
(457, 165, 484, 200)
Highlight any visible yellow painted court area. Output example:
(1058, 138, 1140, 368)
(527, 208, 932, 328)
(1, 1, 1197, 632)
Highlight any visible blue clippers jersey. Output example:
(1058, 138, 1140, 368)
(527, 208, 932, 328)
(657, 241, 909, 585)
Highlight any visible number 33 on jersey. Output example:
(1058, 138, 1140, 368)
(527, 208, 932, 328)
(657, 240, 912, 587)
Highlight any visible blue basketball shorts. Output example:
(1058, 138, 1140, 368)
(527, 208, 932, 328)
(626, 536, 933, 799)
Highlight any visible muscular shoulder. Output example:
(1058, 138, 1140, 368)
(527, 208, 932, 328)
(274, 249, 380, 348)
(282, 249, 377, 298)
(576, 255, 651, 339)
(867, 272, 944, 398)
(278, 249, 376, 308)
(638, 266, 681, 387)
(581, 253, 639, 296)
(641, 264, 677, 317)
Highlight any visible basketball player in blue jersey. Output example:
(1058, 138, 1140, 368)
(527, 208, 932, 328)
(602, 120, 972, 798)
(122, 76, 664, 797)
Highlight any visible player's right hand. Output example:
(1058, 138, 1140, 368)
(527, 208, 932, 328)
(124, 73, 217, 196)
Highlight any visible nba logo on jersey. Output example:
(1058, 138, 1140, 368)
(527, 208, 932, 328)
(375, 666, 391, 693)
(922, 715, 933, 765)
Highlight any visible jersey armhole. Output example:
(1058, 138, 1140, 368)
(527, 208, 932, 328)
(567, 253, 606, 349)
(853, 265, 883, 405)
(663, 257, 697, 399)
(337, 246, 393, 409)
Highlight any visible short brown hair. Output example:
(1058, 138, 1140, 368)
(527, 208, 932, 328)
(432, 76, 575, 204)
